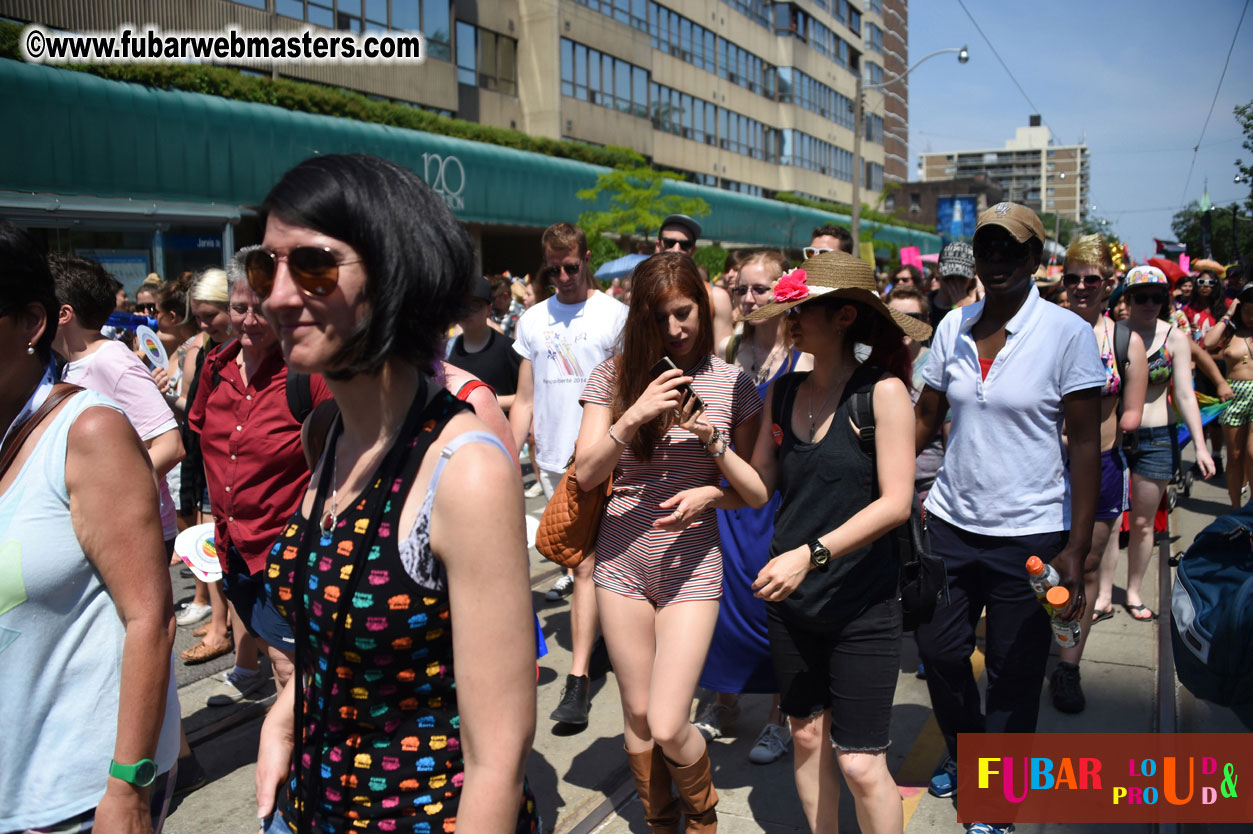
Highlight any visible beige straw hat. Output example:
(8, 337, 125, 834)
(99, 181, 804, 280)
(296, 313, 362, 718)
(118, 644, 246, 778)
(741, 249, 932, 342)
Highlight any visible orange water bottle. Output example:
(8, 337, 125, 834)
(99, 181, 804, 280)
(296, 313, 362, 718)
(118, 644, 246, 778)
(1025, 555, 1060, 599)
(1045, 586, 1082, 648)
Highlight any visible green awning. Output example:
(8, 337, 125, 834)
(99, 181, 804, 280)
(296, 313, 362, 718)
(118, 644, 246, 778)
(0, 59, 940, 252)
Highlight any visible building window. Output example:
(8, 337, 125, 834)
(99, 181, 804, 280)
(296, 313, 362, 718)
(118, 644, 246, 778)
(866, 0, 882, 15)
(866, 22, 883, 54)
(780, 68, 855, 131)
(456, 21, 521, 96)
(848, 1, 862, 32)
(721, 0, 771, 28)
(773, 4, 851, 65)
(865, 113, 883, 144)
(308, 1, 334, 28)
(866, 61, 883, 85)
(561, 39, 649, 117)
(781, 129, 855, 181)
(277, 0, 305, 20)
(278, 1, 452, 61)
(572, 0, 649, 31)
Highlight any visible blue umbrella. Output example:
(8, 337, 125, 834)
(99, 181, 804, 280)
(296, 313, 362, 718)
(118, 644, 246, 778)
(594, 253, 649, 281)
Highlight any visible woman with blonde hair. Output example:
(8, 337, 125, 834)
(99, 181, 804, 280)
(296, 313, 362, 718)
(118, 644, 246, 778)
(174, 268, 234, 650)
(1049, 235, 1148, 713)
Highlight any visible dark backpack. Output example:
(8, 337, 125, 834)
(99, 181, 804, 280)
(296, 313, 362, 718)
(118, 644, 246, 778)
(847, 384, 950, 632)
(1170, 501, 1253, 728)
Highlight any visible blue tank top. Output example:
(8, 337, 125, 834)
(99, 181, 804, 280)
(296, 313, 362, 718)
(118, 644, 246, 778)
(0, 390, 180, 831)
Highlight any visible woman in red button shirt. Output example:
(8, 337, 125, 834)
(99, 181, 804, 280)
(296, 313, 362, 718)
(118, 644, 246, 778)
(187, 252, 331, 695)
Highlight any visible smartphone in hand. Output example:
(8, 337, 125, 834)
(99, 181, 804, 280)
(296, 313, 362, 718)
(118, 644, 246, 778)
(649, 356, 705, 412)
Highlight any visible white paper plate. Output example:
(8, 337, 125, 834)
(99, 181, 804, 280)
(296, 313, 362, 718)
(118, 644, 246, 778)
(173, 522, 222, 582)
(135, 325, 169, 369)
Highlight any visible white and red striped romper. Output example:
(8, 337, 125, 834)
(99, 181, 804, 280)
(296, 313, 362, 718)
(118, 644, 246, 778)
(581, 354, 762, 606)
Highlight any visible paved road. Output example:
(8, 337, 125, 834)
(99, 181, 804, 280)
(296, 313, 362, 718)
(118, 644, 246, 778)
(163, 458, 1249, 834)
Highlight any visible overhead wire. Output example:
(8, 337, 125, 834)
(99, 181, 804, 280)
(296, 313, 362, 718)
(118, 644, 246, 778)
(954, 0, 1056, 141)
(1178, 0, 1249, 207)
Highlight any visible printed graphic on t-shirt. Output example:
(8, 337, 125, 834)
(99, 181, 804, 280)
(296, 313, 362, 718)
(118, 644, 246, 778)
(543, 330, 590, 380)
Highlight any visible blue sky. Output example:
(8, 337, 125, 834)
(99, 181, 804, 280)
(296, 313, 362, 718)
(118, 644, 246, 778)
(905, 0, 1252, 260)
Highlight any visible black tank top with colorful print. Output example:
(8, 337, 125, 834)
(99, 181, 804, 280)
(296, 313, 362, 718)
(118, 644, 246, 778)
(265, 378, 538, 833)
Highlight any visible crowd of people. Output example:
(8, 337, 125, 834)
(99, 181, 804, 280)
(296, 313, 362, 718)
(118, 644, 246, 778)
(2, 152, 1247, 834)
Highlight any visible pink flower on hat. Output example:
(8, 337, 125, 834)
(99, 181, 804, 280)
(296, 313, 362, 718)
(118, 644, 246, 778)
(773, 268, 810, 302)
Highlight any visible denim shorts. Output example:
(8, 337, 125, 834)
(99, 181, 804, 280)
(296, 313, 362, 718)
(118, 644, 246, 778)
(768, 596, 902, 751)
(221, 547, 295, 652)
(1126, 424, 1180, 481)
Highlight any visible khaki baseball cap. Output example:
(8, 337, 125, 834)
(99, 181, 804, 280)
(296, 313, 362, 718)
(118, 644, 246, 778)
(975, 201, 1046, 245)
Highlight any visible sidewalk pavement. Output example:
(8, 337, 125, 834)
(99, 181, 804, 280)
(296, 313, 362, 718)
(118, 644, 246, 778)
(163, 462, 1248, 834)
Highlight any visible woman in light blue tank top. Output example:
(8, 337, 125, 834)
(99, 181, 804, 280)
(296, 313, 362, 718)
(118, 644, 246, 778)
(0, 221, 180, 833)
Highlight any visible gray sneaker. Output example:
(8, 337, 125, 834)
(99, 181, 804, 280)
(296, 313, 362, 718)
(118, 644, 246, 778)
(748, 721, 791, 764)
(205, 669, 268, 707)
(692, 700, 740, 741)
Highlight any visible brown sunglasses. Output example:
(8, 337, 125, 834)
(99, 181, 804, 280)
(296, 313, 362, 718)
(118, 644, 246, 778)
(245, 247, 361, 299)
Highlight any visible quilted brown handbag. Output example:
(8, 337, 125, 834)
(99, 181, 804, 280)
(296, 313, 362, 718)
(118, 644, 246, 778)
(535, 452, 613, 569)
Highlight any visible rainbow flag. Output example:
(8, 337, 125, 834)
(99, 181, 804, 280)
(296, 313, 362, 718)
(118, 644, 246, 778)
(1176, 392, 1231, 448)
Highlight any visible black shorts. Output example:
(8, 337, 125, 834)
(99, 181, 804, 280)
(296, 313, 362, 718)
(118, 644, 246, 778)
(767, 596, 902, 752)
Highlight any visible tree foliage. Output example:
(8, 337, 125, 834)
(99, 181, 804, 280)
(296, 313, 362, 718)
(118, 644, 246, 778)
(576, 164, 710, 241)
(1171, 201, 1253, 264)
(691, 245, 730, 278)
(1236, 102, 1253, 215)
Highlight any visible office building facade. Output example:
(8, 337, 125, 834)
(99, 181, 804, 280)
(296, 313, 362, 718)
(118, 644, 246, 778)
(918, 115, 1090, 223)
(2, 0, 901, 208)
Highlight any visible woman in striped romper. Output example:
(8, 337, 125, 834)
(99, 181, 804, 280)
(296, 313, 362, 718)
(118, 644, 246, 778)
(575, 253, 762, 832)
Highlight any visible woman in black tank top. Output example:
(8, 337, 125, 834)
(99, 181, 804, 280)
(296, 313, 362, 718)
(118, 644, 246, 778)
(688, 251, 931, 833)
(249, 155, 538, 834)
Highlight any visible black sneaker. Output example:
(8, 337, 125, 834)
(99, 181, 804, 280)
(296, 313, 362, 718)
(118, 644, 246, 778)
(173, 752, 207, 797)
(1050, 662, 1086, 714)
(550, 674, 591, 724)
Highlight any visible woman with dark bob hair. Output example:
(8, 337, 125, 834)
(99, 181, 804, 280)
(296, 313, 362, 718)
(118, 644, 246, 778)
(250, 155, 538, 833)
(574, 252, 763, 832)
(0, 220, 180, 832)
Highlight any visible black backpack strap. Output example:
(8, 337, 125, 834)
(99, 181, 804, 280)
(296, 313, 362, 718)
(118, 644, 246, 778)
(851, 389, 876, 457)
(286, 370, 315, 423)
(847, 365, 884, 458)
(1113, 320, 1131, 379)
(1112, 320, 1131, 422)
(770, 371, 801, 427)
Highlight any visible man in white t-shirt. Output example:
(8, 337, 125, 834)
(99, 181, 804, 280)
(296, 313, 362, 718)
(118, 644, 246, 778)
(912, 203, 1103, 833)
(510, 222, 627, 726)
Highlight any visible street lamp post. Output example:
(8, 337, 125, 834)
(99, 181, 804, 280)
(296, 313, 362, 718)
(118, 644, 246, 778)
(851, 45, 969, 247)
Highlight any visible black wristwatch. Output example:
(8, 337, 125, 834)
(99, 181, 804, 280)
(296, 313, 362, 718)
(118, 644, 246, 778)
(807, 540, 831, 571)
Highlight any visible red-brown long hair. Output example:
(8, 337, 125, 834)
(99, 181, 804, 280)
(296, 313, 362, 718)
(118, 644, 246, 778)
(612, 253, 714, 460)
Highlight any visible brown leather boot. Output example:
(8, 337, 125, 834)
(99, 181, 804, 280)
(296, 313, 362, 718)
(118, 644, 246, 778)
(626, 746, 680, 833)
(665, 749, 718, 832)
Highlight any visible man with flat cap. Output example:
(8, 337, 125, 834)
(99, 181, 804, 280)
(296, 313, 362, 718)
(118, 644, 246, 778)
(655, 213, 733, 348)
(912, 202, 1104, 834)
